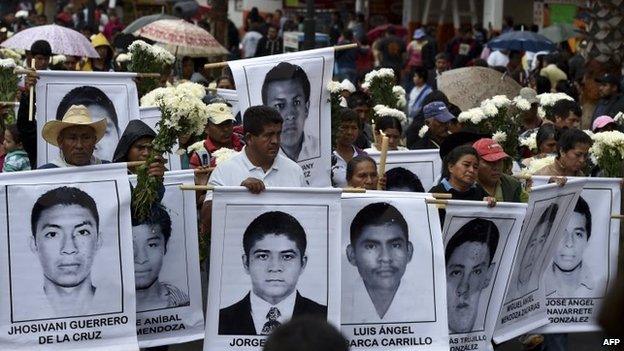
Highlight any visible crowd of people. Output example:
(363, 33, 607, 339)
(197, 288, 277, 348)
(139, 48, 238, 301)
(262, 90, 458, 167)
(1, 1, 624, 351)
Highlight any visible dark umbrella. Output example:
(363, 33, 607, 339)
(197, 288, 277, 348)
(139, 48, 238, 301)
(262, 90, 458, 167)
(122, 14, 178, 35)
(487, 30, 556, 52)
(366, 24, 408, 42)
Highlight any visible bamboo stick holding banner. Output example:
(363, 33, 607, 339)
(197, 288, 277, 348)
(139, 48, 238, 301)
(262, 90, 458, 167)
(377, 131, 389, 190)
(513, 173, 532, 180)
(203, 43, 359, 69)
(179, 185, 367, 193)
(13, 68, 160, 78)
(611, 214, 624, 219)
(0, 101, 18, 106)
(28, 59, 35, 121)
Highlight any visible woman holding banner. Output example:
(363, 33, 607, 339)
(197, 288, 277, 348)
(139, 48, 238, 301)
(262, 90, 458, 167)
(534, 129, 592, 177)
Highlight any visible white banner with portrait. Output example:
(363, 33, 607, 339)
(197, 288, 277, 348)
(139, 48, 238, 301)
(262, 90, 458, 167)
(367, 150, 442, 192)
(205, 187, 341, 351)
(0, 164, 138, 350)
(442, 201, 527, 351)
(228, 48, 334, 187)
(529, 177, 621, 333)
(128, 170, 204, 347)
(341, 192, 449, 351)
(216, 88, 241, 123)
(138, 107, 182, 171)
(35, 71, 140, 166)
(493, 179, 586, 343)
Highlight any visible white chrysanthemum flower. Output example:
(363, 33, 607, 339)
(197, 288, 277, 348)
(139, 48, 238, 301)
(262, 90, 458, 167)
(326, 81, 342, 94)
(519, 131, 537, 151)
(213, 147, 240, 165)
(458, 110, 472, 123)
(186, 141, 205, 154)
(51, 55, 66, 65)
(115, 53, 131, 63)
(373, 104, 407, 125)
(340, 79, 356, 93)
(526, 155, 556, 174)
(396, 96, 406, 108)
(392, 85, 406, 97)
(536, 92, 574, 107)
(468, 107, 486, 124)
(0, 58, 16, 68)
(481, 102, 499, 117)
(176, 81, 206, 99)
(361, 82, 370, 91)
(0, 48, 22, 64)
(140, 87, 171, 107)
(339, 96, 348, 107)
(363, 68, 395, 85)
(513, 96, 532, 111)
(538, 106, 546, 118)
(614, 111, 624, 124)
(490, 95, 511, 108)
(492, 131, 507, 143)
(128, 40, 151, 53)
(418, 125, 429, 138)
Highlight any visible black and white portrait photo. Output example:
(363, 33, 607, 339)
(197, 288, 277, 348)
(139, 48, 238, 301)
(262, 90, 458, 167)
(385, 167, 425, 192)
(219, 210, 326, 335)
(227, 48, 333, 187)
(261, 62, 319, 162)
(7, 183, 123, 322)
(367, 150, 442, 191)
(35, 71, 139, 167)
(445, 218, 499, 334)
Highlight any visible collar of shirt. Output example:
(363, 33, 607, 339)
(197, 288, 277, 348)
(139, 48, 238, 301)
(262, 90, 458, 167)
(241, 146, 280, 173)
(250, 290, 296, 333)
(441, 178, 476, 191)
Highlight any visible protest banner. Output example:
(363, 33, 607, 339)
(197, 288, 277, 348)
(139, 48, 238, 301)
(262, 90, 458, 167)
(129, 170, 204, 347)
(205, 187, 341, 351)
(530, 176, 621, 333)
(0, 164, 138, 350)
(35, 71, 140, 166)
(367, 149, 442, 191)
(228, 48, 334, 187)
(493, 179, 586, 343)
(341, 192, 449, 351)
(442, 200, 527, 351)
(138, 107, 183, 171)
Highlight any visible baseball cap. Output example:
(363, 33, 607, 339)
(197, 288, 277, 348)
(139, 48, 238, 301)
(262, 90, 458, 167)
(413, 28, 426, 40)
(423, 101, 455, 123)
(592, 115, 616, 131)
(595, 73, 620, 86)
(206, 103, 235, 124)
(519, 87, 538, 104)
(473, 138, 509, 162)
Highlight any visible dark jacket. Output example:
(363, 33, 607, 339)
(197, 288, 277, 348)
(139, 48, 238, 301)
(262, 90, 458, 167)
(500, 174, 522, 203)
(592, 93, 624, 121)
(112, 120, 156, 163)
(16, 91, 37, 169)
(429, 181, 490, 224)
(408, 131, 440, 150)
(219, 292, 327, 335)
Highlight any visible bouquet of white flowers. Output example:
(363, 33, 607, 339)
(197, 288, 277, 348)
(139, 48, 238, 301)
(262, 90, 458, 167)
(373, 104, 407, 125)
(519, 131, 538, 152)
(589, 130, 624, 177)
(327, 81, 346, 147)
(362, 68, 401, 109)
(524, 155, 556, 175)
(536, 92, 574, 118)
(0, 58, 18, 124)
(133, 83, 209, 220)
(128, 40, 175, 98)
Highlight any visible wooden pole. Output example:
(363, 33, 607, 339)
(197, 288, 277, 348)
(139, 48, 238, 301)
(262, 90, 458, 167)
(28, 59, 35, 121)
(611, 214, 624, 219)
(431, 193, 452, 199)
(203, 43, 359, 69)
(0, 101, 18, 106)
(513, 173, 532, 180)
(180, 184, 216, 191)
(376, 132, 389, 190)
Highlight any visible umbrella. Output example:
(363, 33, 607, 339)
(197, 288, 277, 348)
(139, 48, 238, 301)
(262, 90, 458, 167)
(0, 24, 99, 58)
(367, 24, 408, 42)
(539, 23, 580, 43)
(134, 19, 228, 57)
(487, 30, 556, 52)
(122, 14, 178, 35)
(437, 67, 522, 111)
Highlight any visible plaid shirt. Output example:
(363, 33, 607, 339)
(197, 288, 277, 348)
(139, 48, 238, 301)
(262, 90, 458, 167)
(2, 149, 30, 172)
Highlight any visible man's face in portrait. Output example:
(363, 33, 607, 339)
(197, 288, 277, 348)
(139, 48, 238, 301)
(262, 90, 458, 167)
(554, 212, 588, 271)
(446, 241, 493, 333)
(30, 204, 101, 287)
(133, 224, 166, 289)
(86, 104, 119, 161)
(347, 223, 413, 292)
(518, 218, 551, 286)
(243, 234, 307, 305)
(264, 79, 309, 154)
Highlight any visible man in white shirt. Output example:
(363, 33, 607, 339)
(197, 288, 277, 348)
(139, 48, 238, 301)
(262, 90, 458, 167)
(200, 105, 305, 234)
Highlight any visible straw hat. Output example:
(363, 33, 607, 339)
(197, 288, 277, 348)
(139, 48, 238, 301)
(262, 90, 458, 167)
(42, 105, 107, 146)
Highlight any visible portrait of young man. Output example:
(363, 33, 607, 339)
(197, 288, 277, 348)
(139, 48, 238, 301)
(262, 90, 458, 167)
(514, 202, 558, 299)
(345, 202, 414, 323)
(445, 218, 499, 334)
(28, 186, 105, 318)
(133, 204, 190, 312)
(545, 197, 597, 297)
(219, 211, 326, 336)
(261, 61, 320, 162)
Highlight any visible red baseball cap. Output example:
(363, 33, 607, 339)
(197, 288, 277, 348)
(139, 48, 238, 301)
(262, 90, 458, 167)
(473, 138, 509, 162)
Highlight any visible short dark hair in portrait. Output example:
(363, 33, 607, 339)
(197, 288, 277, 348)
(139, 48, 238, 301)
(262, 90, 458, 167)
(243, 211, 307, 263)
(350, 202, 408, 246)
(346, 155, 376, 182)
(445, 218, 499, 265)
(263, 316, 348, 351)
(132, 204, 172, 249)
(574, 196, 591, 239)
(557, 128, 592, 155)
(56, 86, 119, 133)
(385, 167, 425, 192)
(243, 105, 284, 136)
(261, 62, 311, 104)
(31, 186, 100, 238)
(537, 202, 559, 230)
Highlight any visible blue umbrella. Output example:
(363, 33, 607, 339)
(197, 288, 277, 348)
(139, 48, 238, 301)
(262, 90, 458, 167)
(487, 30, 556, 52)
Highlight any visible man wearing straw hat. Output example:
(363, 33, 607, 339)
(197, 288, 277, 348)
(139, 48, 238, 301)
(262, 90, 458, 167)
(39, 104, 109, 169)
